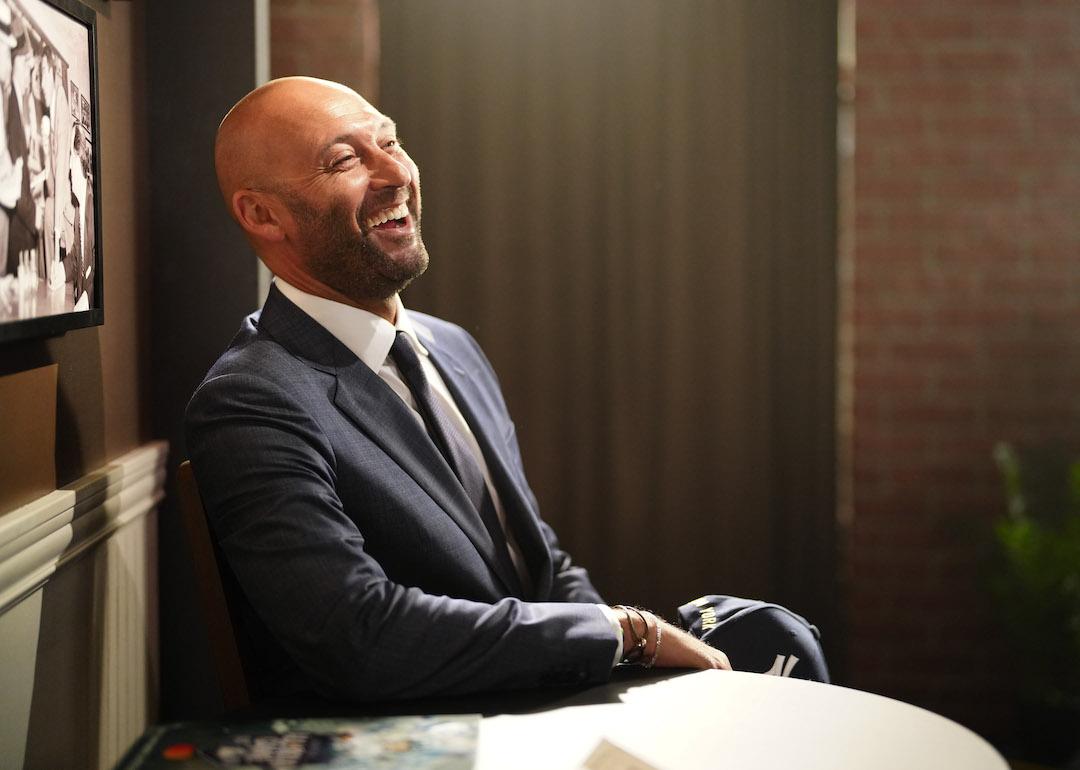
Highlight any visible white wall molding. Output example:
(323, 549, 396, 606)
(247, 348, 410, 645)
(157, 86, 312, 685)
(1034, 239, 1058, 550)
(0, 441, 168, 770)
(0, 442, 168, 615)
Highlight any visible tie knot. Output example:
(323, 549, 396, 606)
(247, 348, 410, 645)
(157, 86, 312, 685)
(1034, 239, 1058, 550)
(391, 329, 420, 363)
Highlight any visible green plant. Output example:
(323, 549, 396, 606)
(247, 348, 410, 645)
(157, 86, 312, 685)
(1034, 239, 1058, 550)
(991, 442, 1080, 708)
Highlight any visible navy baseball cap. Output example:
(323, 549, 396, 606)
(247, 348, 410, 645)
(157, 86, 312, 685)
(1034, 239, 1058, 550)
(677, 595, 830, 683)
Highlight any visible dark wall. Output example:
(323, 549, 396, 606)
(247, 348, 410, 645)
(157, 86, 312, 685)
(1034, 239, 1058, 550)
(380, 0, 839, 663)
(145, 3, 260, 718)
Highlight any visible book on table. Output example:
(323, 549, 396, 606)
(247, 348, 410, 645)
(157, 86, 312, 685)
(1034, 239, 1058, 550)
(113, 715, 479, 769)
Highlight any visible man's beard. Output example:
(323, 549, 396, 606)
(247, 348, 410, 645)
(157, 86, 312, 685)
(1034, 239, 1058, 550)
(285, 192, 429, 303)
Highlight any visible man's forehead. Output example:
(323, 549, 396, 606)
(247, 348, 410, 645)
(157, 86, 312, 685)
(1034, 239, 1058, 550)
(307, 102, 397, 152)
(321, 108, 395, 135)
(319, 89, 383, 120)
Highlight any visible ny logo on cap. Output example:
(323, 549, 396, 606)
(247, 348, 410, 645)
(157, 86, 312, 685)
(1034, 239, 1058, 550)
(764, 654, 800, 678)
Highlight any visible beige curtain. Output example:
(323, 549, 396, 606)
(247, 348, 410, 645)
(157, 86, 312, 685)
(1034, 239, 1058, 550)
(380, 1, 838, 638)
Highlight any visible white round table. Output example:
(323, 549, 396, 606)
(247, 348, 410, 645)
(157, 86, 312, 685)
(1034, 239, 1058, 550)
(478, 670, 1007, 769)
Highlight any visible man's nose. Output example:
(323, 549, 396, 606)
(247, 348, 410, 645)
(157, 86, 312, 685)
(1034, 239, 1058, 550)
(369, 149, 411, 189)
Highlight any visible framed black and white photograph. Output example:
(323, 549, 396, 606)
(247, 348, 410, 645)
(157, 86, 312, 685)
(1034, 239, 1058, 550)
(0, 0, 100, 343)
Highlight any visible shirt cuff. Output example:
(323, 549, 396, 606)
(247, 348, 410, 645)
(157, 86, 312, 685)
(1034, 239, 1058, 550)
(596, 604, 623, 668)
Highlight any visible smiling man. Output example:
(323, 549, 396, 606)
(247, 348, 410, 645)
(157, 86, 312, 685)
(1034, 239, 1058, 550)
(187, 77, 731, 703)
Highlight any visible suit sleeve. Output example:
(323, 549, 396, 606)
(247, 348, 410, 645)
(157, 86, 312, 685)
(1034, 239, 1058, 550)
(185, 371, 617, 702)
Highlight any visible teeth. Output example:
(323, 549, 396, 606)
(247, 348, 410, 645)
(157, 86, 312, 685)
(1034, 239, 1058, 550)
(364, 202, 409, 230)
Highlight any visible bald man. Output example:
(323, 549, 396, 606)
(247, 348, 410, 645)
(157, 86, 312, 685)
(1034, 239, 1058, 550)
(186, 77, 729, 704)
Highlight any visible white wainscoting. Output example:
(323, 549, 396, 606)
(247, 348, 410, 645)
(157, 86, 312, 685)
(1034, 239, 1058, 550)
(0, 441, 168, 770)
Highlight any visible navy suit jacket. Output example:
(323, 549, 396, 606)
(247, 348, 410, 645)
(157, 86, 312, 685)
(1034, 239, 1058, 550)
(185, 286, 617, 702)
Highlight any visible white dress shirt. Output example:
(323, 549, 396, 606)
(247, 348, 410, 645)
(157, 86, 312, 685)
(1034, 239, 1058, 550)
(274, 278, 623, 665)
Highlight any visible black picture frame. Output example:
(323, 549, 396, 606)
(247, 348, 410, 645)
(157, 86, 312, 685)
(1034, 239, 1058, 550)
(0, 0, 101, 343)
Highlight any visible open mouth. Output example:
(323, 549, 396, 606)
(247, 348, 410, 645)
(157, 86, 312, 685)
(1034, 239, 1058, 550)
(364, 202, 410, 231)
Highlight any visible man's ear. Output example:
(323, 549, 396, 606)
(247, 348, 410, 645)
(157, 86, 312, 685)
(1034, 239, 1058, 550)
(232, 189, 287, 242)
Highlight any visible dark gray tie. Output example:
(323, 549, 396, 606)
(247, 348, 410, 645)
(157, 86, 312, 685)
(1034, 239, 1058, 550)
(389, 331, 524, 596)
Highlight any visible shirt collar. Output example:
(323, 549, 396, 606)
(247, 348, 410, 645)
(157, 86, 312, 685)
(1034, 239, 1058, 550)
(274, 277, 431, 372)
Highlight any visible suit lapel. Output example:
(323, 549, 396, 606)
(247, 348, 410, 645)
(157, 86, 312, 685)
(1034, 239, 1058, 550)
(421, 333, 555, 600)
(332, 361, 524, 595)
(257, 287, 520, 596)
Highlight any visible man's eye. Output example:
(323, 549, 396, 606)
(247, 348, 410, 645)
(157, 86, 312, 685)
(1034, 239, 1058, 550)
(332, 154, 357, 168)
(383, 139, 399, 151)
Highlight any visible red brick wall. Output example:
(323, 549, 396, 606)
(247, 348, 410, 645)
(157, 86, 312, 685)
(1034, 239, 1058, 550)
(850, 0, 1080, 740)
(270, 0, 379, 101)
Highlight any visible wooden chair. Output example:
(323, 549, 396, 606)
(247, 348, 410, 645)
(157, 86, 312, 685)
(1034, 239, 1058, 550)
(176, 460, 251, 711)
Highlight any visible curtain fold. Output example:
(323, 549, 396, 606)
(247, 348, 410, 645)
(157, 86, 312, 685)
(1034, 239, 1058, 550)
(380, 0, 837, 627)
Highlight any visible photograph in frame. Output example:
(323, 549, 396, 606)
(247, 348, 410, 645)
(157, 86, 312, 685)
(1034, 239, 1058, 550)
(0, 0, 101, 343)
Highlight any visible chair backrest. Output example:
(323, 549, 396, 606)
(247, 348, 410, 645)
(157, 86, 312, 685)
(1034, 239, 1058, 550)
(176, 460, 251, 711)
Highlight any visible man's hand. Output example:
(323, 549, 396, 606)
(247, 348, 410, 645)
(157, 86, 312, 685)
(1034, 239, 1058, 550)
(652, 619, 731, 670)
(613, 606, 731, 671)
